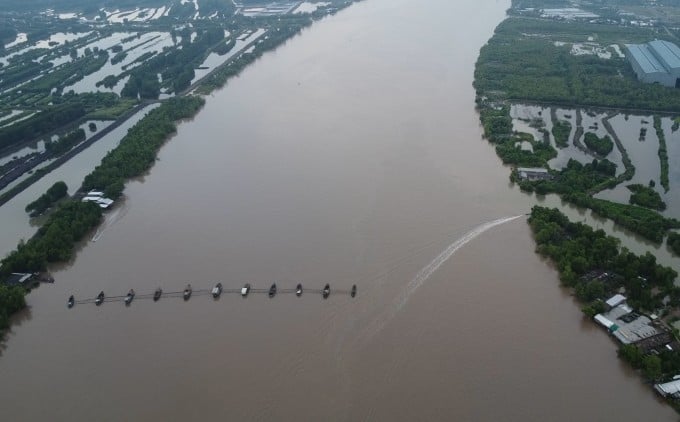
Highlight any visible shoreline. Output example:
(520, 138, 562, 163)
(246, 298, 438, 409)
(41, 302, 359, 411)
(475, 9, 680, 414)
(0, 1, 363, 336)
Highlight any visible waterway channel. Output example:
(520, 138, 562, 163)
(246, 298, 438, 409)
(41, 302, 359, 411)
(0, 0, 678, 420)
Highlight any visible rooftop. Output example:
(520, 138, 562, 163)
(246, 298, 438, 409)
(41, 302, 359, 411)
(605, 293, 626, 308)
(596, 303, 660, 345)
(626, 43, 667, 74)
(655, 379, 680, 398)
(517, 167, 549, 173)
(648, 40, 680, 70)
(4, 273, 34, 286)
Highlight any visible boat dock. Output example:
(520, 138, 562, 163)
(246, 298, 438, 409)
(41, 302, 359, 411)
(68, 283, 356, 307)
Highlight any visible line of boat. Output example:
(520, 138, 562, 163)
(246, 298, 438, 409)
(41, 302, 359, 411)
(67, 283, 357, 307)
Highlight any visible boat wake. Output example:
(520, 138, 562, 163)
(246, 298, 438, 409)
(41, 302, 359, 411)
(357, 215, 523, 343)
(91, 201, 128, 242)
(396, 215, 522, 311)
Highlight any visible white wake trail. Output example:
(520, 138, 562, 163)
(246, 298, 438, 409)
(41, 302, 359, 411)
(91, 202, 128, 242)
(357, 215, 523, 343)
(396, 215, 523, 310)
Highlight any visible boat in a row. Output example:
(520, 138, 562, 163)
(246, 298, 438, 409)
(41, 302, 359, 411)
(212, 282, 223, 298)
(124, 289, 135, 305)
(68, 283, 357, 307)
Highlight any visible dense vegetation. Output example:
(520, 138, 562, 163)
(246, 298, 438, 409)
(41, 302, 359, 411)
(480, 103, 678, 243)
(0, 0, 363, 341)
(565, 193, 679, 243)
(529, 206, 680, 392)
(529, 206, 677, 310)
(25, 181, 68, 217)
(583, 132, 613, 156)
(115, 26, 225, 96)
(627, 184, 666, 211)
(668, 232, 680, 256)
(45, 128, 86, 156)
(517, 158, 615, 193)
(552, 120, 571, 148)
(654, 116, 670, 192)
(475, 18, 680, 111)
(0, 285, 26, 334)
(1, 0, 167, 12)
(496, 131, 557, 167)
(121, 71, 161, 99)
(82, 96, 205, 199)
(475, 13, 680, 245)
(0, 104, 85, 151)
(1, 201, 102, 277)
(198, 15, 317, 94)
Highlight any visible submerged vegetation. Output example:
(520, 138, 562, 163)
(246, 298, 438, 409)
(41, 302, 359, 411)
(583, 132, 613, 156)
(475, 18, 680, 111)
(528, 206, 677, 311)
(669, 232, 680, 257)
(83, 96, 205, 199)
(1, 201, 103, 277)
(551, 119, 571, 148)
(483, 3, 680, 409)
(475, 12, 680, 245)
(25, 181, 68, 217)
(0, 0, 363, 339)
(654, 116, 670, 192)
(528, 206, 680, 405)
(0, 284, 26, 333)
(627, 184, 666, 211)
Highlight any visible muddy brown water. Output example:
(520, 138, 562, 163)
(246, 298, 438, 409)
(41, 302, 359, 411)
(0, 0, 677, 420)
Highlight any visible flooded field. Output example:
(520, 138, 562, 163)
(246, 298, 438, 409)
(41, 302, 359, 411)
(0, 1, 678, 421)
(511, 104, 680, 218)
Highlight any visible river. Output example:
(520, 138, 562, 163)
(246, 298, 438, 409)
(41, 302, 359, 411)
(0, 0, 677, 420)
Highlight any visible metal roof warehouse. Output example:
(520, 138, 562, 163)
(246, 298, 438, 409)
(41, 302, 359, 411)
(626, 40, 680, 87)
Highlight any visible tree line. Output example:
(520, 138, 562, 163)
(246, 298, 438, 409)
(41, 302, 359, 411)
(0, 103, 86, 151)
(25, 181, 68, 217)
(528, 206, 680, 389)
(82, 96, 205, 198)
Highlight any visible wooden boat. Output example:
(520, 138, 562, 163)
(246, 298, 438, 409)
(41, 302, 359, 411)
(183, 284, 192, 301)
(124, 289, 135, 305)
(241, 283, 251, 297)
(67, 295, 75, 308)
(322, 283, 330, 299)
(212, 282, 223, 298)
(296, 283, 303, 297)
(351, 284, 357, 298)
(153, 287, 162, 302)
(95, 291, 105, 306)
(268, 283, 277, 298)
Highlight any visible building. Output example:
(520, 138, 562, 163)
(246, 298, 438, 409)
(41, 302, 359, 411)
(594, 294, 665, 346)
(605, 293, 626, 309)
(81, 190, 114, 209)
(625, 40, 680, 87)
(655, 378, 680, 398)
(516, 167, 551, 181)
(3, 273, 35, 286)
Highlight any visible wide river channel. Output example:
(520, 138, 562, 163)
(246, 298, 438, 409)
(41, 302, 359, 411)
(1, 0, 678, 420)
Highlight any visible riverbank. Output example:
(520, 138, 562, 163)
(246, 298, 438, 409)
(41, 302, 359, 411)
(528, 206, 680, 410)
(2, 0, 678, 419)
(475, 16, 680, 246)
(475, 3, 680, 414)
(0, 0, 362, 338)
